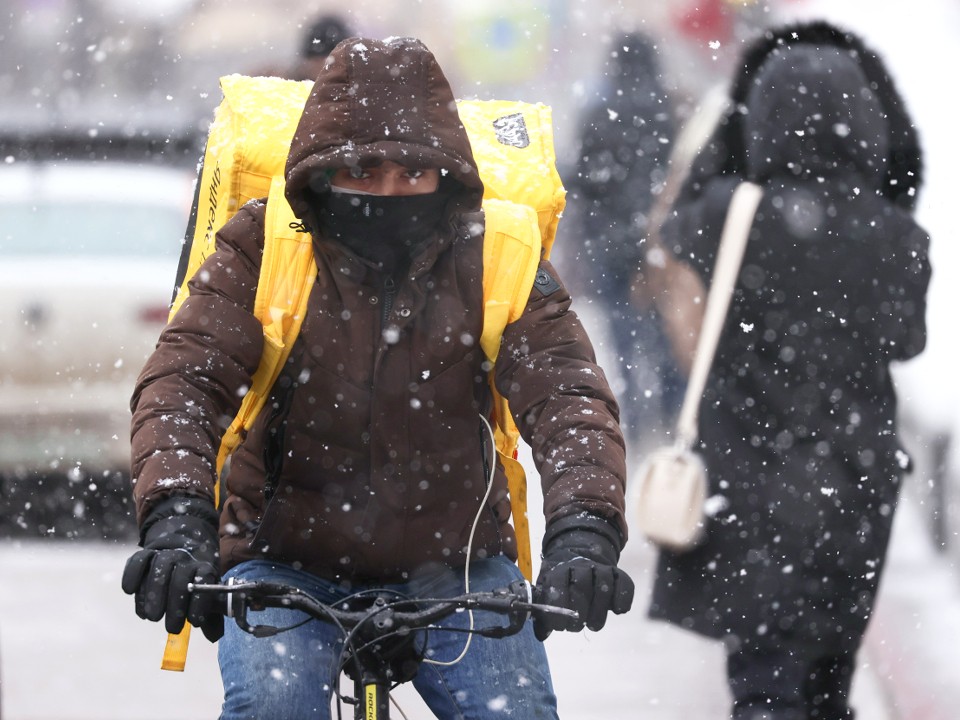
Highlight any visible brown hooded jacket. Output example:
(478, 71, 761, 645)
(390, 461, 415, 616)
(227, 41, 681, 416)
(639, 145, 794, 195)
(130, 37, 627, 582)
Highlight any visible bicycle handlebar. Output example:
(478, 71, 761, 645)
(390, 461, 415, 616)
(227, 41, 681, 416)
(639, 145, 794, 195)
(189, 577, 576, 640)
(188, 578, 578, 717)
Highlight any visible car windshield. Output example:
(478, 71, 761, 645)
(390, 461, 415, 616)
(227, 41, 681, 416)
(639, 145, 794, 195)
(0, 200, 185, 257)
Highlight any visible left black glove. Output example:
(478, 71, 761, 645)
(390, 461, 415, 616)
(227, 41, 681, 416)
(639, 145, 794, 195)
(121, 496, 223, 642)
(532, 514, 635, 641)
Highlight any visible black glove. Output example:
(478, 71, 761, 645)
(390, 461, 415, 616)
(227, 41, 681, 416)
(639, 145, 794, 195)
(532, 514, 635, 641)
(121, 496, 223, 642)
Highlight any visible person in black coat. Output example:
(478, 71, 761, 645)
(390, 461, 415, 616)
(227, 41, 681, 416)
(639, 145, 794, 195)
(647, 21, 931, 719)
(569, 31, 681, 450)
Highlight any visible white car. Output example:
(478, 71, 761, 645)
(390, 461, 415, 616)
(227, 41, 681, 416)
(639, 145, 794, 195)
(0, 157, 194, 533)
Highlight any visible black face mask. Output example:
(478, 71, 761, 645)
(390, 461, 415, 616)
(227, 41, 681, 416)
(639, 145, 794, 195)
(314, 189, 450, 275)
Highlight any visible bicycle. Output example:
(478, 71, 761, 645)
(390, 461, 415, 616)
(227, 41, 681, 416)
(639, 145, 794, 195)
(190, 577, 576, 720)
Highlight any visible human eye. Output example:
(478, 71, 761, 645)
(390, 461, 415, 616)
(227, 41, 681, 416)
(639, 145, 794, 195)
(405, 168, 425, 180)
(349, 166, 371, 180)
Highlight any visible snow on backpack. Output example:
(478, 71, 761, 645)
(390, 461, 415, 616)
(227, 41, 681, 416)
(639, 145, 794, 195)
(162, 74, 565, 669)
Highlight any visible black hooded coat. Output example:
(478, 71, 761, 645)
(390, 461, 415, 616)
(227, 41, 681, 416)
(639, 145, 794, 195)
(574, 32, 675, 281)
(648, 22, 931, 654)
(569, 33, 681, 439)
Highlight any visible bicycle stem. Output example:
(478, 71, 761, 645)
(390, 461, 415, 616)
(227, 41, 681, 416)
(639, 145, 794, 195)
(359, 674, 390, 720)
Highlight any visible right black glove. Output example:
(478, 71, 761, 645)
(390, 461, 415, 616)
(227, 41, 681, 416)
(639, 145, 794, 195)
(532, 513, 635, 641)
(121, 496, 223, 642)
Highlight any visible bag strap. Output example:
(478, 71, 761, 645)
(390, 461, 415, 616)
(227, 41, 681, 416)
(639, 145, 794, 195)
(215, 178, 317, 501)
(480, 198, 543, 581)
(674, 182, 763, 448)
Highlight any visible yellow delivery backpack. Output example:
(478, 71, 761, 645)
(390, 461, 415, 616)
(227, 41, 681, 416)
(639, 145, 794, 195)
(162, 74, 565, 670)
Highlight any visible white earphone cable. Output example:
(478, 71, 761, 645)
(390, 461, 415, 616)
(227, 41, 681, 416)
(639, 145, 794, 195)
(423, 413, 498, 667)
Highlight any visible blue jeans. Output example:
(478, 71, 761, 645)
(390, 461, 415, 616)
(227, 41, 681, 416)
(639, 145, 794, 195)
(218, 556, 559, 719)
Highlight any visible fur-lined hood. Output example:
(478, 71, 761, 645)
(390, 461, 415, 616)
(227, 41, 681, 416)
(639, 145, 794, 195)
(684, 20, 922, 210)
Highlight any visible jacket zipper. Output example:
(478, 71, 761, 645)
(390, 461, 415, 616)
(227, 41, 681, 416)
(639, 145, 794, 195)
(381, 275, 397, 327)
(251, 380, 297, 551)
(261, 360, 300, 504)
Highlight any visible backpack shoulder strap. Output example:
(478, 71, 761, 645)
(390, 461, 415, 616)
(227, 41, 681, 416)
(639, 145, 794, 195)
(480, 199, 543, 359)
(215, 178, 317, 491)
(165, 176, 315, 671)
(480, 198, 542, 581)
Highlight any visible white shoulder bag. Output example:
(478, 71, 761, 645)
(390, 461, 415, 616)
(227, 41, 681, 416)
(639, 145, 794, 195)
(636, 182, 763, 552)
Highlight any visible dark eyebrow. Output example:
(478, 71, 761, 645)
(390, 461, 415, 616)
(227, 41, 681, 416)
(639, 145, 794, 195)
(356, 160, 428, 172)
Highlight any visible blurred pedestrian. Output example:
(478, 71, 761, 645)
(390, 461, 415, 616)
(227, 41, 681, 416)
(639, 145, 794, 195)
(121, 36, 633, 719)
(248, 13, 351, 81)
(647, 20, 930, 719)
(568, 31, 682, 452)
(287, 13, 351, 81)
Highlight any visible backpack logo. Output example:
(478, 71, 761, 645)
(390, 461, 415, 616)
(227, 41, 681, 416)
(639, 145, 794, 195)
(492, 113, 530, 148)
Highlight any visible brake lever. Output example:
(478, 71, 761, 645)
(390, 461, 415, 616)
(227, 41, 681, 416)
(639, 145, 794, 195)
(470, 580, 578, 638)
(522, 602, 580, 619)
(188, 578, 287, 637)
(506, 579, 579, 618)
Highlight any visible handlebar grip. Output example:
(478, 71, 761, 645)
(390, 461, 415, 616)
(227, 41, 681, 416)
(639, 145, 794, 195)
(161, 624, 191, 671)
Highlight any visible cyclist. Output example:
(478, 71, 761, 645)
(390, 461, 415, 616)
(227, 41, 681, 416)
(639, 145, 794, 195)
(122, 36, 634, 719)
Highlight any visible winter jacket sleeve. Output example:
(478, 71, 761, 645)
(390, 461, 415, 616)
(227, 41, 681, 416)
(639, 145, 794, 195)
(129, 202, 267, 525)
(494, 260, 628, 540)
